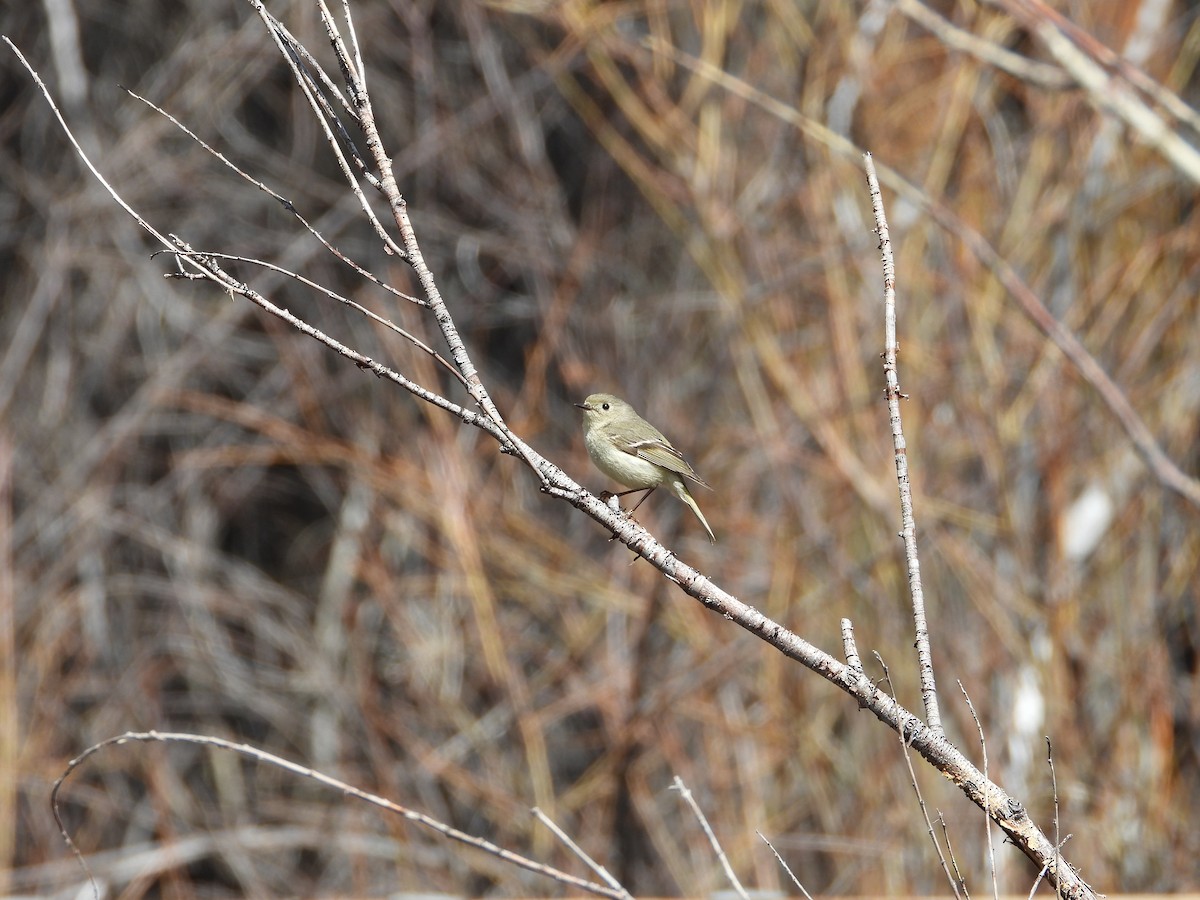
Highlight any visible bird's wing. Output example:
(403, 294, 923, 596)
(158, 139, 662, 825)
(609, 422, 712, 490)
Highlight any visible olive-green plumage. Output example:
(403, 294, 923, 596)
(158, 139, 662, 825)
(575, 393, 716, 542)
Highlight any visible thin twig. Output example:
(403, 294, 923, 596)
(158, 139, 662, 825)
(877, 654, 960, 900)
(865, 152, 942, 737)
(532, 807, 632, 900)
(757, 831, 814, 900)
(310, 1, 551, 484)
(250, 2, 403, 255)
(1047, 737, 1060, 894)
(164, 235, 492, 435)
(52, 732, 628, 900)
(960, 681, 999, 900)
(123, 86, 423, 305)
(937, 812, 970, 900)
(671, 775, 749, 900)
(332, 0, 367, 96)
(160, 250, 466, 388)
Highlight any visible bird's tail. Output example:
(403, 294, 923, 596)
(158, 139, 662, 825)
(675, 480, 717, 543)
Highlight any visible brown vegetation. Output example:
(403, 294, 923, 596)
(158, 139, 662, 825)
(3, 0, 1199, 896)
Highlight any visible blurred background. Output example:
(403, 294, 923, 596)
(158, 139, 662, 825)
(3, 0, 1199, 896)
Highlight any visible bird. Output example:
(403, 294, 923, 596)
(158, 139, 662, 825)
(575, 392, 716, 542)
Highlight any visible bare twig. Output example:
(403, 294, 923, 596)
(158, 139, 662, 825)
(52, 732, 629, 900)
(960, 681, 998, 900)
(877, 655, 960, 900)
(672, 776, 748, 900)
(865, 152, 942, 737)
(532, 807, 632, 900)
(303, 1, 555, 485)
(123, 86, 424, 306)
(757, 831, 814, 900)
(160, 249, 466, 388)
(937, 812, 970, 900)
(1047, 737, 1061, 894)
(251, 3, 402, 253)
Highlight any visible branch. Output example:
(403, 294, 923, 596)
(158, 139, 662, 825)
(52, 732, 628, 900)
(866, 152, 942, 738)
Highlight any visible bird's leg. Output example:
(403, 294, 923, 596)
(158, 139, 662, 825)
(623, 487, 656, 514)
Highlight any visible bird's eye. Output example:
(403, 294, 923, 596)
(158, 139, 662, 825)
(602, 403, 610, 410)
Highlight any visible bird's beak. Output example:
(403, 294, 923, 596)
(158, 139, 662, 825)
(574, 402, 591, 411)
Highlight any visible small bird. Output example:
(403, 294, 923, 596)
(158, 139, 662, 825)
(575, 392, 716, 542)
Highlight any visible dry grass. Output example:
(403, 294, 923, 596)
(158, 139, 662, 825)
(3, 0, 1199, 896)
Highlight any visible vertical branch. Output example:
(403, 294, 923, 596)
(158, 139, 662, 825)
(865, 152, 943, 737)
